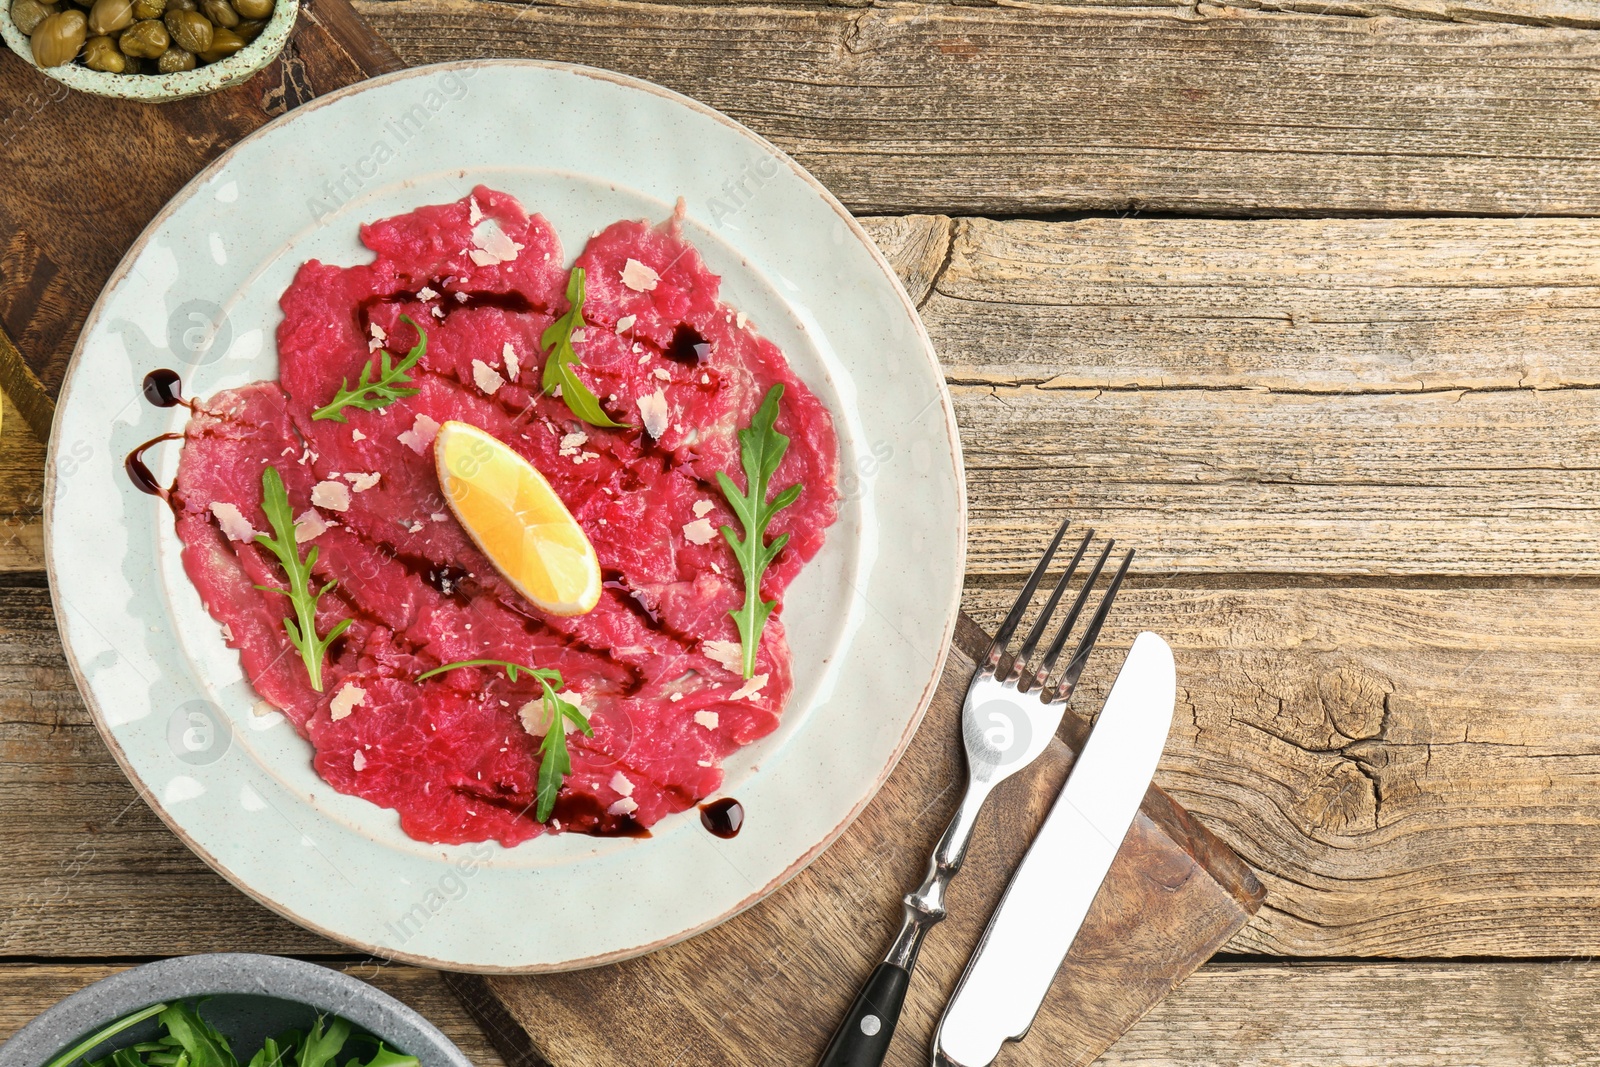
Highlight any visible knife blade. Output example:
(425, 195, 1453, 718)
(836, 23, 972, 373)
(932, 631, 1177, 1067)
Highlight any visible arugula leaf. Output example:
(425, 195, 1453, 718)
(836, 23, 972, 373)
(253, 466, 352, 692)
(541, 269, 630, 429)
(44, 1002, 170, 1067)
(415, 660, 591, 822)
(354, 1046, 420, 1067)
(715, 384, 802, 679)
(244, 1037, 285, 1067)
(312, 315, 426, 422)
(533, 676, 593, 822)
(414, 659, 559, 685)
(294, 1016, 350, 1067)
(157, 1003, 236, 1067)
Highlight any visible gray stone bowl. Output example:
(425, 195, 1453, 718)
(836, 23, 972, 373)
(0, 954, 474, 1067)
(0, 0, 297, 103)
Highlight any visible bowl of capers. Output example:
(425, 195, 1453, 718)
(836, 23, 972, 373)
(0, 0, 296, 101)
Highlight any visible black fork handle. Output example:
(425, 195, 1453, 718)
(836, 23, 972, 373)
(815, 962, 911, 1067)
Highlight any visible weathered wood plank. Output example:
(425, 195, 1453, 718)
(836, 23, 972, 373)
(953, 383, 1600, 576)
(9, 579, 1600, 959)
(965, 581, 1600, 957)
(1102, 960, 1600, 1065)
(0, 963, 505, 1067)
(359, 0, 1600, 217)
(0, 390, 45, 573)
(916, 216, 1600, 391)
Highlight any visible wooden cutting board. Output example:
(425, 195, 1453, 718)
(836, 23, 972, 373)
(0, 0, 402, 443)
(0, 11, 1263, 1060)
(448, 616, 1264, 1067)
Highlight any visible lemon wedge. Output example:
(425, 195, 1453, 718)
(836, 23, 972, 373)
(434, 420, 601, 616)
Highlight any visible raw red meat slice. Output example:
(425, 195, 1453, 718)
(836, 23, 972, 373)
(169, 186, 838, 845)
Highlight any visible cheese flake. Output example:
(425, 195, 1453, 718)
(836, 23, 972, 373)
(344, 471, 381, 492)
(472, 358, 504, 395)
(615, 314, 636, 334)
(468, 218, 523, 266)
(209, 502, 256, 542)
(704, 639, 743, 674)
(621, 258, 659, 292)
(329, 683, 365, 721)
(731, 673, 770, 701)
(293, 508, 335, 544)
(502, 341, 519, 382)
(352, 750, 367, 771)
(694, 710, 720, 730)
(311, 480, 351, 512)
(637, 388, 670, 439)
(693, 500, 715, 518)
(610, 772, 635, 797)
(607, 797, 639, 816)
(397, 413, 440, 454)
(682, 517, 716, 545)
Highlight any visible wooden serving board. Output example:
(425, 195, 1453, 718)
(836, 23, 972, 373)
(0, 0, 402, 442)
(449, 617, 1264, 1067)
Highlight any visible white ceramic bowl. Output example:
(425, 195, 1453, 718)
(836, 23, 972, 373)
(0, 0, 297, 103)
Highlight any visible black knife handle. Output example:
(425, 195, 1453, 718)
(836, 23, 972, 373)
(815, 962, 911, 1067)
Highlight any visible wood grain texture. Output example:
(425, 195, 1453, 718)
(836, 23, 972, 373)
(0, 389, 46, 573)
(965, 581, 1600, 957)
(1101, 960, 1600, 1065)
(0, 0, 402, 436)
(477, 618, 1258, 1067)
(953, 384, 1600, 577)
(917, 216, 1600, 392)
(0, 963, 506, 1067)
(359, 0, 1600, 219)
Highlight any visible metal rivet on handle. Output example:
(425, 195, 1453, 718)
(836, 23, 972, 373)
(860, 1015, 882, 1037)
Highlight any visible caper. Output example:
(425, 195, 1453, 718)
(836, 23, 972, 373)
(196, 0, 234, 25)
(128, 0, 161, 18)
(155, 42, 193, 70)
(10, 0, 58, 35)
(229, 0, 267, 19)
(196, 22, 239, 60)
(120, 53, 142, 71)
(162, 7, 207, 51)
(232, 14, 262, 38)
(117, 15, 166, 56)
(81, 32, 127, 70)
(86, 0, 130, 33)
(28, 9, 85, 65)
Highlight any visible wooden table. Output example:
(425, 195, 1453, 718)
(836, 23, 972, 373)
(7, 0, 1600, 1061)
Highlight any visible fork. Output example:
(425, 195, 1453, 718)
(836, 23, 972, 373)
(815, 517, 1134, 1067)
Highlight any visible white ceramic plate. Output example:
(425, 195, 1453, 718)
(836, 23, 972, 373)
(45, 60, 964, 972)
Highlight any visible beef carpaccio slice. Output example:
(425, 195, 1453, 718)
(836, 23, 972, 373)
(171, 187, 838, 845)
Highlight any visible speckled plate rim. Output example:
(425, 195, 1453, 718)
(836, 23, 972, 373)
(44, 59, 965, 972)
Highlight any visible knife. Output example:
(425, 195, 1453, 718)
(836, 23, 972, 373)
(932, 631, 1176, 1067)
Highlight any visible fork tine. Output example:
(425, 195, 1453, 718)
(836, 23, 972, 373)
(1031, 538, 1114, 684)
(1047, 547, 1135, 703)
(1008, 530, 1093, 685)
(983, 515, 1072, 671)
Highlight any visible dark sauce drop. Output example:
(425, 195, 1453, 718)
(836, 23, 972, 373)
(664, 324, 709, 365)
(700, 798, 744, 839)
(422, 562, 471, 598)
(125, 433, 184, 510)
(550, 792, 653, 838)
(141, 368, 189, 408)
